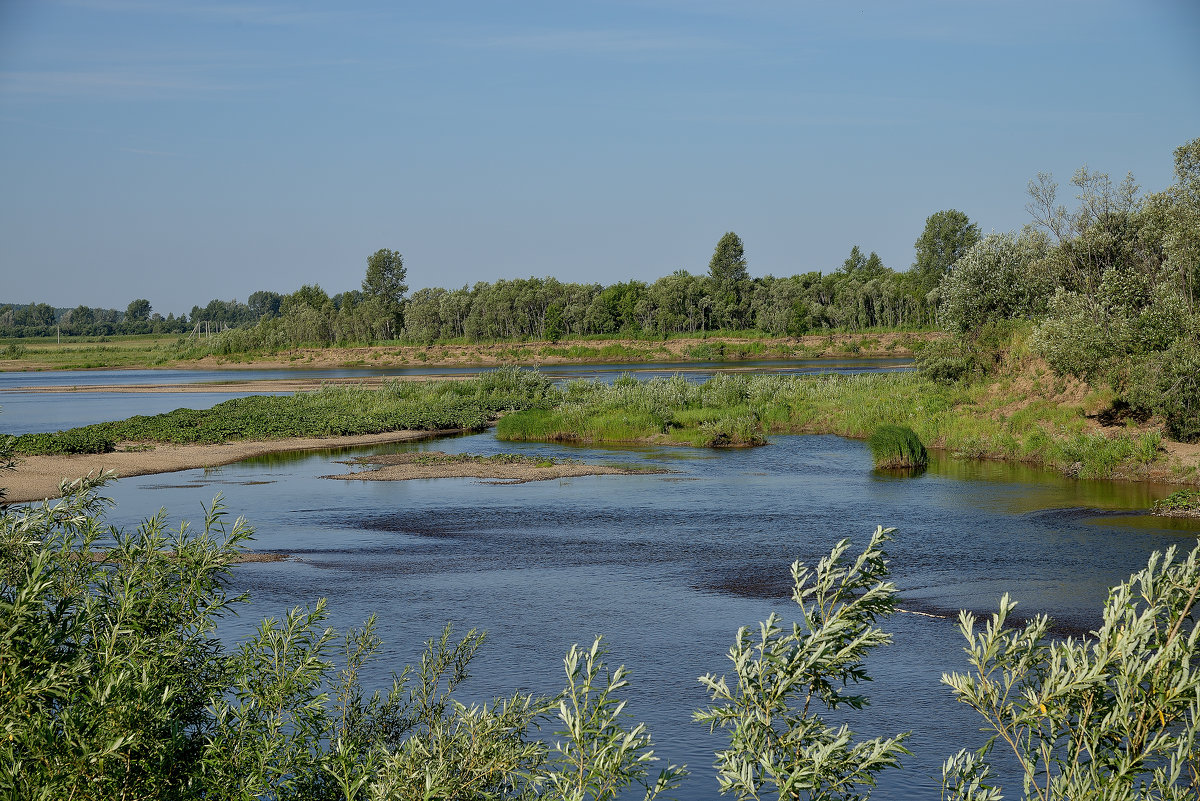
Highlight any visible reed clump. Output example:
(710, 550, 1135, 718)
(867, 425, 928, 469)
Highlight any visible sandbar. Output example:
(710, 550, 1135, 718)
(1, 430, 449, 505)
(322, 451, 668, 484)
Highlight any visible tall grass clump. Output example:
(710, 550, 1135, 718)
(867, 425, 928, 469)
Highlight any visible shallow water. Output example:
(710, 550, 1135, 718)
(83, 431, 1199, 799)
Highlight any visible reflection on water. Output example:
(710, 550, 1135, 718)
(925, 450, 1181, 512)
(83, 431, 1200, 800)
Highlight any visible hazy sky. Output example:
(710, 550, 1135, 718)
(2, 1, 1198, 315)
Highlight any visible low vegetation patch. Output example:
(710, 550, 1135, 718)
(9, 369, 553, 455)
(1152, 488, 1200, 518)
(350, 451, 570, 469)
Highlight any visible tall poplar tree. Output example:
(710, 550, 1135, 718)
(708, 231, 749, 329)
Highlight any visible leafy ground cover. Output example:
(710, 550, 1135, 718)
(1152, 489, 1200, 517)
(9, 370, 552, 455)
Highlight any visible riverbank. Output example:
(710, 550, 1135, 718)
(1, 430, 449, 505)
(495, 369, 1200, 486)
(321, 450, 669, 484)
(0, 331, 938, 372)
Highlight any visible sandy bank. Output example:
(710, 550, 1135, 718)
(1, 430, 450, 505)
(321, 451, 668, 484)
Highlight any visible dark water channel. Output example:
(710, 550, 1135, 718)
(88, 431, 1199, 799)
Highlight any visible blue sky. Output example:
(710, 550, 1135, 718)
(2, 0, 1198, 315)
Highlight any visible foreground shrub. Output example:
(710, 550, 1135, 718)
(697, 527, 911, 799)
(867, 424, 928, 469)
(0, 481, 682, 801)
(942, 541, 1200, 800)
(0, 479, 248, 798)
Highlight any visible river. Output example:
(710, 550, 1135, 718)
(84, 429, 1197, 799)
(3, 360, 1196, 797)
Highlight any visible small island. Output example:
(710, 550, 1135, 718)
(1152, 489, 1200, 519)
(321, 450, 669, 484)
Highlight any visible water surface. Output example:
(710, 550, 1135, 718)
(84, 431, 1198, 800)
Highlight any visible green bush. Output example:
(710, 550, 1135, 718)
(697, 526, 910, 798)
(0, 483, 684, 801)
(867, 424, 928, 469)
(11, 429, 117, 455)
(1128, 337, 1200, 443)
(942, 540, 1200, 800)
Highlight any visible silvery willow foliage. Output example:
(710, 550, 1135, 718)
(533, 638, 688, 801)
(941, 542, 1200, 800)
(696, 526, 910, 801)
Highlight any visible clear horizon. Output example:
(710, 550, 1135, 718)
(2, 0, 1198, 316)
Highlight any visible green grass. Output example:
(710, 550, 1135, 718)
(0, 334, 184, 369)
(1152, 489, 1200, 516)
(499, 370, 1175, 476)
(10, 369, 553, 454)
(8, 361, 1178, 481)
(867, 425, 928, 469)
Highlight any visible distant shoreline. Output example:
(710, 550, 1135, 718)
(0, 331, 934, 373)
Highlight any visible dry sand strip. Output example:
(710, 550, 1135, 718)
(1, 430, 450, 505)
(322, 452, 669, 485)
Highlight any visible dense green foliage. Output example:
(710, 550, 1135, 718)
(1152, 488, 1200, 516)
(0, 483, 684, 801)
(495, 370, 1167, 480)
(925, 138, 1200, 442)
(866, 424, 928, 469)
(362, 250, 408, 318)
(173, 227, 951, 355)
(9, 429, 118, 455)
(912, 209, 982, 299)
(9, 370, 553, 454)
(497, 373, 770, 448)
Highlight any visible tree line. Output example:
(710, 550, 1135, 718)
(2, 220, 974, 342)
